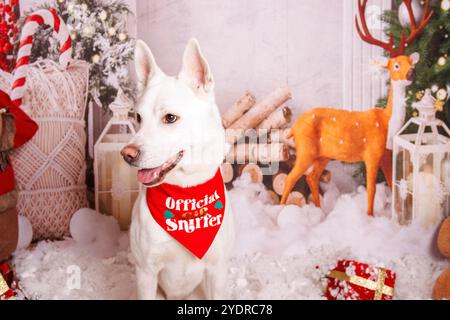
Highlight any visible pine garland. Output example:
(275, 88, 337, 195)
(20, 0, 135, 110)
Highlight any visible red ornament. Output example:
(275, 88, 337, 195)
(325, 260, 396, 300)
(0, 0, 19, 72)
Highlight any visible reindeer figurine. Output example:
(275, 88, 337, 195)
(281, 0, 433, 216)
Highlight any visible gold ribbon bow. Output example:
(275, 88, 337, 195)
(0, 274, 10, 297)
(328, 268, 394, 300)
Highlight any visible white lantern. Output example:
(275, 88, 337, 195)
(94, 90, 139, 230)
(393, 89, 450, 228)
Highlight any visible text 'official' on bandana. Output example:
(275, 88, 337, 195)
(146, 168, 226, 259)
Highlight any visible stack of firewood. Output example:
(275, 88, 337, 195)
(220, 86, 331, 207)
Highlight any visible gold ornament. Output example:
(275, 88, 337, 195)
(413, 111, 419, 117)
(434, 99, 445, 112)
(416, 91, 424, 100)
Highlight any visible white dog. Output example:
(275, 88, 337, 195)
(121, 39, 234, 300)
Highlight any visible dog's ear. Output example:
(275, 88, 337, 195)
(135, 40, 164, 91)
(179, 38, 214, 95)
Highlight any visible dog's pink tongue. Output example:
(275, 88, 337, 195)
(137, 167, 162, 184)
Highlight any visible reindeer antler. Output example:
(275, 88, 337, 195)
(355, 0, 433, 57)
(401, 0, 433, 53)
(355, 0, 397, 56)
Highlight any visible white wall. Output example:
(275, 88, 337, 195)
(136, 0, 346, 116)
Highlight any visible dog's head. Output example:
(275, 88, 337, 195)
(122, 39, 227, 187)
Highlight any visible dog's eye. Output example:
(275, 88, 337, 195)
(163, 114, 179, 124)
(136, 113, 142, 124)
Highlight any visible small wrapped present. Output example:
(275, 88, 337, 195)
(0, 263, 15, 300)
(325, 260, 396, 300)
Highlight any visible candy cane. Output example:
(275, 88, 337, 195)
(11, 8, 72, 108)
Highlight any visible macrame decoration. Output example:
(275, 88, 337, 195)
(0, 9, 89, 240)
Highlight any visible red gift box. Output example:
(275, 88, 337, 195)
(325, 260, 396, 300)
(0, 263, 15, 300)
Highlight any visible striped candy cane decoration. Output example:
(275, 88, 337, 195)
(11, 8, 72, 108)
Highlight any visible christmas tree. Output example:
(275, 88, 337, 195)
(21, 0, 135, 109)
(383, 0, 450, 125)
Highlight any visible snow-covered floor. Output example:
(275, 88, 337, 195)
(12, 162, 449, 300)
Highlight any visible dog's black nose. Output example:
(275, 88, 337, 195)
(121, 144, 140, 164)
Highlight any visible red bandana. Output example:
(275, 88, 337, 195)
(146, 169, 226, 259)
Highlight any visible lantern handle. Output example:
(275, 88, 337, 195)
(438, 120, 450, 138)
(415, 123, 426, 146)
(396, 117, 414, 137)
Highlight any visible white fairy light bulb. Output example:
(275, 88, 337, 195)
(92, 54, 101, 64)
(118, 33, 127, 41)
(83, 26, 94, 37)
(442, 0, 450, 11)
(438, 56, 447, 66)
(108, 27, 117, 36)
(99, 10, 108, 21)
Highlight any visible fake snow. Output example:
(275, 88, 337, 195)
(12, 161, 449, 300)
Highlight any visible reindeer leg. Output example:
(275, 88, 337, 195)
(306, 158, 330, 208)
(281, 155, 315, 205)
(365, 157, 382, 217)
(380, 149, 393, 191)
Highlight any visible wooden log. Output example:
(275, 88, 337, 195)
(238, 163, 263, 183)
(228, 86, 291, 133)
(222, 91, 256, 128)
(221, 162, 234, 184)
(257, 106, 292, 130)
(227, 143, 290, 164)
(267, 190, 280, 205)
(308, 193, 324, 207)
(286, 191, 306, 208)
(269, 128, 295, 148)
(272, 172, 288, 196)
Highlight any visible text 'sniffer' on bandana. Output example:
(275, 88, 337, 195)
(146, 169, 226, 259)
